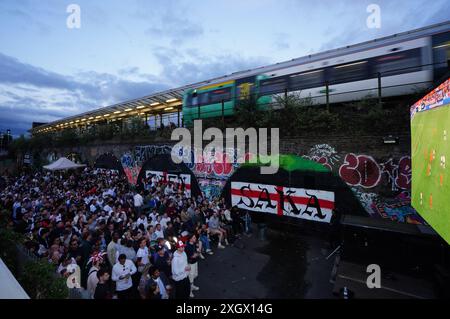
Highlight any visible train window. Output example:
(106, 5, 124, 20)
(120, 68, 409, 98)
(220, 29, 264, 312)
(259, 76, 288, 95)
(209, 87, 232, 104)
(198, 92, 209, 106)
(185, 92, 199, 107)
(289, 69, 324, 90)
(374, 48, 421, 76)
(185, 95, 192, 107)
(432, 32, 450, 78)
(191, 96, 198, 106)
(328, 60, 369, 85)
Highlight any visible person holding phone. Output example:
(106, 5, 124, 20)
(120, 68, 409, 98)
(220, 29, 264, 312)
(112, 253, 137, 299)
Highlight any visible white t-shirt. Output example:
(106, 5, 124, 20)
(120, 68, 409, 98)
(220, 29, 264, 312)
(90, 204, 97, 213)
(148, 212, 157, 222)
(154, 229, 164, 240)
(160, 217, 171, 230)
(136, 247, 150, 265)
(103, 205, 113, 215)
(86, 266, 99, 298)
(136, 217, 148, 229)
(164, 186, 173, 196)
(134, 194, 144, 207)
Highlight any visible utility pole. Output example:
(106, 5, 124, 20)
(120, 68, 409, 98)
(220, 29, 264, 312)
(377, 72, 382, 106)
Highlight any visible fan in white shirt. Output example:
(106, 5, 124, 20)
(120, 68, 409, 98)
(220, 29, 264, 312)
(160, 213, 171, 231)
(154, 224, 165, 240)
(133, 193, 144, 207)
(103, 204, 113, 216)
(112, 255, 137, 292)
(148, 211, 158, 223)
(136, 215, 148, 229)
(136, 238, 150, 266)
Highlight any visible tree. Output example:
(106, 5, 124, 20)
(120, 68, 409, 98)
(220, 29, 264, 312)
(234, 96, 268, 129)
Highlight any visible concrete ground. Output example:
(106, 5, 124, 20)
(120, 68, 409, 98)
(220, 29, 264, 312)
(193, 225, 337, 299)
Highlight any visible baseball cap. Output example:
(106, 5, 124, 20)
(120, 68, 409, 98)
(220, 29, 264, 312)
(176, 240, 185, 249)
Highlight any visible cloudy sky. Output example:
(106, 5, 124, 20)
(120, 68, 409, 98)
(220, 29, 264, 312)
(0, 0, 449, 136)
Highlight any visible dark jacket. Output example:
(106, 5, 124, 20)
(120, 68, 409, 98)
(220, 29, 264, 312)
(185, 242, 199, 264)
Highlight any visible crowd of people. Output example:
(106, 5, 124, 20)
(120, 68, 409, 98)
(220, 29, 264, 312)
(0, 167, 253, 299)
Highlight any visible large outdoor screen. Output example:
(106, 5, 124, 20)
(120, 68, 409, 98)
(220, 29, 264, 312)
(411, 78, 450, 244)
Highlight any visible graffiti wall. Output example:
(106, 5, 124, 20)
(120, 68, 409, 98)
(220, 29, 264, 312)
(119, 144, 243, 196)
(90, 138, 420, 225)
(121, 151, 142, 186)
(120, 144, 173, 185)
(171, 145, 245, 199)
(300, 143, 421, 224)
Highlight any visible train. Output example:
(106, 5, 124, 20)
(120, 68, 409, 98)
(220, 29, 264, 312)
(182, 21, 450, 126)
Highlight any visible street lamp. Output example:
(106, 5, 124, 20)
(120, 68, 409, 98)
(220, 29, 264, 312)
(5, 129, 12, 147)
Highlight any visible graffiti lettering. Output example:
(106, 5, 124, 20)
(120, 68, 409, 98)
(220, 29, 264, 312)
(135, 145, 172, 164)
(395, 156, 411, 190)
(339, 153, 381, 188)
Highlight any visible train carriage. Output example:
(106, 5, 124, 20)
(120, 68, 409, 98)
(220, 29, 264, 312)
(182, 22, 450, 126)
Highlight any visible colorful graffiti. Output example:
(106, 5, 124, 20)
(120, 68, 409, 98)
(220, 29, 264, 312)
(338, 154, 411, 191)
(112, 142, 420, 224)
(121, 151, 142, 186)
(304, 146, 412, 192)
(301, 143, 418, 224)
(171, 145, 247, 199)
(351, 188, 424, 224)
(198, 178, 225, 199)
(381, 156, 412, 191)
(120, 145, 173, 185)
(303, 144, 340, 171)
(172, 145, 243, 179)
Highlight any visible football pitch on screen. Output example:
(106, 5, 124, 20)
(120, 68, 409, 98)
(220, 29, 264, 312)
(412, 104, 450, 244)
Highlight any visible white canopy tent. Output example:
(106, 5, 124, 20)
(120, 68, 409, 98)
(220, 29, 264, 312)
(43, 157, 86, 171)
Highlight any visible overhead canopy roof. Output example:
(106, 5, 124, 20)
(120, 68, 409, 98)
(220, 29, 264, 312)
(31, 85, 190, 135)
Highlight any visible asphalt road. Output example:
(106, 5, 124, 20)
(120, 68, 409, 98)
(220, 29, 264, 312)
(193, 225, 337, 299)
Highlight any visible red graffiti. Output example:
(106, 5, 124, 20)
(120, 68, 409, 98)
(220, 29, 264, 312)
(315, 156, 333, 171)
(194, 151, 235, 177)
(123, 166, 142, 185)
(339, 153, 381, 188)
(213, 152, 233, 176)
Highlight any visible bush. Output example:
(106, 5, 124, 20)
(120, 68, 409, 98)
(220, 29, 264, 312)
(19, 259, 68, 299)
(0, 210, 68, 299)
